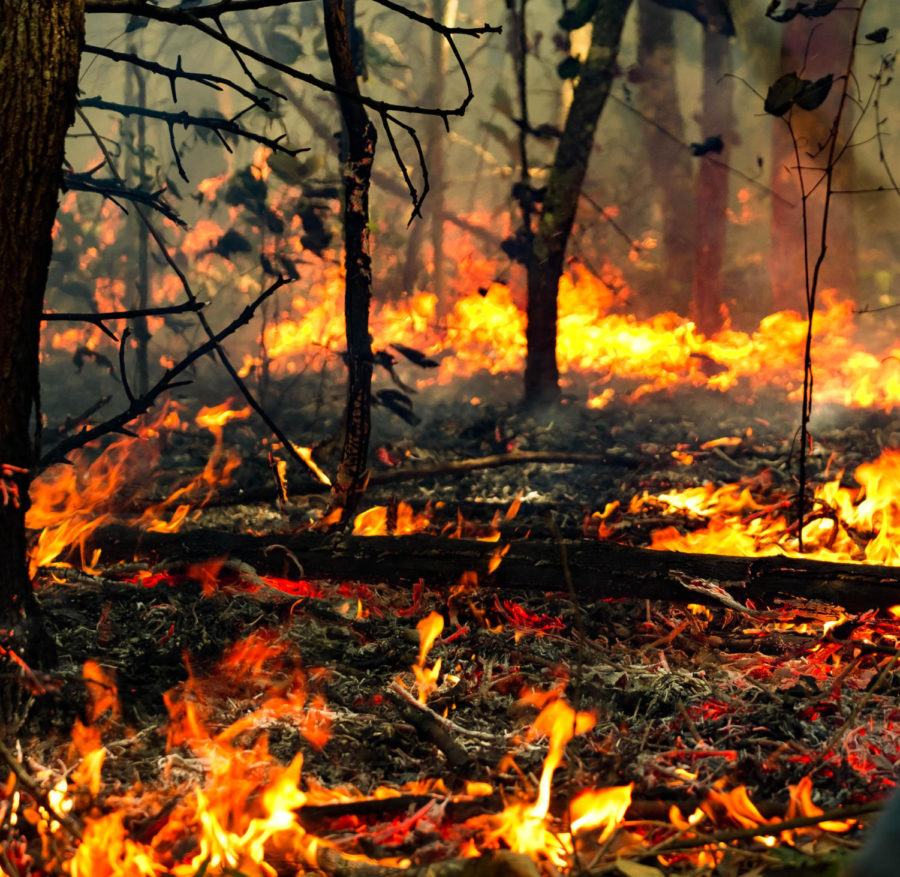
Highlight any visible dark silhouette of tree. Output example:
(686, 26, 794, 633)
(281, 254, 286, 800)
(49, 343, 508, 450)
(0, 0, 85, 670)
(637, 0, 695, 316)
(524, 0, 633, 406)
(691, 18, 734, 336)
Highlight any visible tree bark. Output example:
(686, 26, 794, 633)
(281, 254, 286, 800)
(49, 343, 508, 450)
(524, 0, 632, 406)
(0, 0, 84, 664)
(636, 0, 694, 315)
(691, 26, 733, 337)
(324, 0, 378, 523)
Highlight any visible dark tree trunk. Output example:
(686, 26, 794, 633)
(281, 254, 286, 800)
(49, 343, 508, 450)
(323, 0, 377, 522)
(636, 0, 694, 315)
(524, 0, 632, 406)
(0, 0, 84, 665)
(691, 26, 733, 336)
(769, 6, 858, 313)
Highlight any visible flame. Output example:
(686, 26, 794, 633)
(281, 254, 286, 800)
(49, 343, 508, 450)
(27, 404, 251, 570)
(636, 448, 900, 565)
(473, 695, 628, 868)
(413, 611, 444, 703)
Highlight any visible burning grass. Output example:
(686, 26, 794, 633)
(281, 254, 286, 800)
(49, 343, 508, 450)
(3, 570, 892, 875)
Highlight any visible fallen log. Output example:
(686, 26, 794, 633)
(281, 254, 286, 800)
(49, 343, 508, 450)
(81, 525, 900, 611)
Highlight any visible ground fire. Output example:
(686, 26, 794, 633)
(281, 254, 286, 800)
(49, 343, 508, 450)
(3, 1, 900, 875)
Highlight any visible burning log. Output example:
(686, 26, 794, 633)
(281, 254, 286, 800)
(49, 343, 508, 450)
(84, 525, 900, 611)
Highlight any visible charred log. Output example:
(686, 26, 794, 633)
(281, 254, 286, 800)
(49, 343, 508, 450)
(85, 526, 900, 612)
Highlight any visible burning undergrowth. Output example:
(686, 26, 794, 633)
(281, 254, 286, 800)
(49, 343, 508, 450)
(4, 380, 900, 874)
(6, 564, 895, 876)
(18, 218, 900, 873)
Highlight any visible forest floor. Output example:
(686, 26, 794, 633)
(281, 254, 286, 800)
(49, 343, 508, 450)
(7, 378, 900, 874)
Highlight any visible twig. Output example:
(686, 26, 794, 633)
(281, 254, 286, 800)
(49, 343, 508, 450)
(62, 171, 186, 225)
(387, 680, 509, 743)
(366, 450, 636, 488)
(42, 301, 205, 343)
(0, 738, 83, 842)
(642, 799, 882, 856)
(78, 96, 306, 181)
(83, 43, 273, 107)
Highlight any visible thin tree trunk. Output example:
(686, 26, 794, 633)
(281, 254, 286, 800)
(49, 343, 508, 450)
(524, 0, 632, 406)
(324, 0, 377, 523)
(637, 0, 694, 315)
(133, 66, 151, 396)
(0, 0, 84, 666)
(691, 27, 733, 336)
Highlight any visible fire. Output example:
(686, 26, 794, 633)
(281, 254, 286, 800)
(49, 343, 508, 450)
(27, 403, 250, 571)
(473, 694, 631, 868)
(413, 611, 444, 703)
(633, 448, 900, 565)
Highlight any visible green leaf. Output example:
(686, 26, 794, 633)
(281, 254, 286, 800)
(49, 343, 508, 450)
(558, 0, 599, 32)
(267, 152, 309, 186)
(557, 55, 582, 80)
(365, 42, 409, 70)
(491, 84, 514, 117)
(479, 120, 513, 151)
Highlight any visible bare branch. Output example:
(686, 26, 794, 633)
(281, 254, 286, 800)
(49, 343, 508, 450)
(83, 2, 499, 120)
(63, 169, 186, 226)
(40, 278, 289, 467)
(83, 43, 277, 107)
(78, 96, 306, 182)
(43, 300, 205, 325)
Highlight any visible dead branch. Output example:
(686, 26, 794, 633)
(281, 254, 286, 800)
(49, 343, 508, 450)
(643, 798, 882, 856)
(83, 43, 273, 108)
(0, 737, 83, 842)
(42, 300, 205, 341)
(366, 450, 637, 488)
(39, 277, 288, 467)
(77, 97, 306, 182)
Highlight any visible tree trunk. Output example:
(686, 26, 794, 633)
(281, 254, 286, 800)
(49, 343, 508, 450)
(636, 0, 694, 316)
(0, 0, 84, 665)
(324, 0, 377, 523)
(524, 0, 632, 406)
(691, 26, 733, 337)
